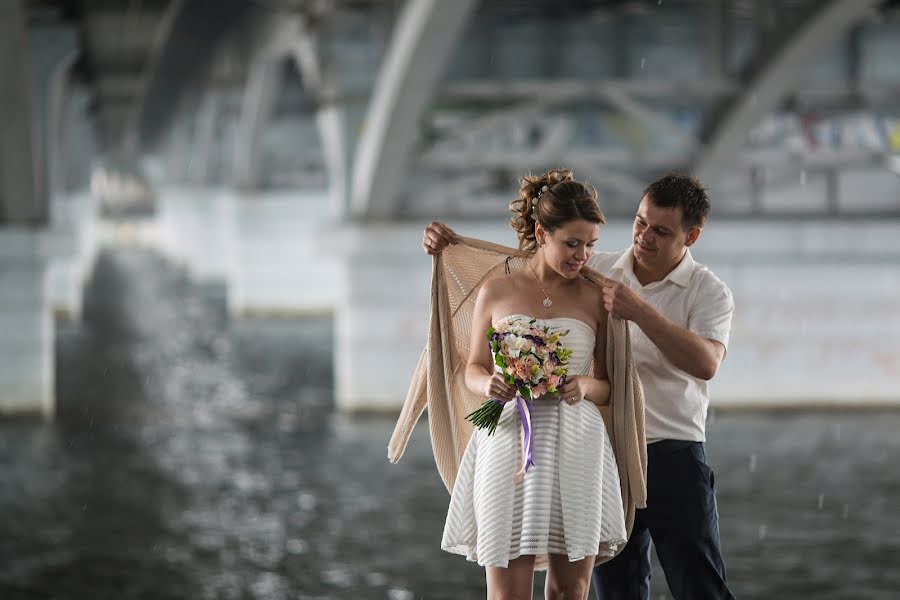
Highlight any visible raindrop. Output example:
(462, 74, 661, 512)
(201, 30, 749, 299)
(842, 504, 849, 519)
(800, 170, 807, 185)
(641, 57, 646, 70)
(298, 492, 316, 511)
(834, 423, 841, 441)
(748, 453, 757, 473)
(322, 567, 353, 587)
(82, 504, 87, 511)
(818, 493, 825, 510)
(388, 589, 414, 600)
(286, 538, 307, 554)
(758, 523, 767, 540)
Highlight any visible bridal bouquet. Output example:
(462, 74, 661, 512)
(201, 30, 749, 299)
(465, 317, 572, 473)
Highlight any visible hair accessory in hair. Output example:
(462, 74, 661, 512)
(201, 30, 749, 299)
(531, 185, 549, 219)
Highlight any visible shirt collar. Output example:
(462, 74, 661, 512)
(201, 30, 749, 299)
(665, 249, 695, 288)
(610, 247, 634, 275)
(611, 246, 694, 288)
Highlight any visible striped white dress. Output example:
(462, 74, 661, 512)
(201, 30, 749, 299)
(442, 315, 626, 569)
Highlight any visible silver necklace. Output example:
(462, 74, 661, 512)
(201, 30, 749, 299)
(528, 261, 554, 308)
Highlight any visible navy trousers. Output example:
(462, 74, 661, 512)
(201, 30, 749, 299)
(592, 441, 735, 600)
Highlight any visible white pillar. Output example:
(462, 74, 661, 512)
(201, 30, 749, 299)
(231, 190, 338, 315)
(48, 190, 98, 319)
(155, 185, 237, 285)
(334, 224, 433, 412)
(0, 229, 53, 417)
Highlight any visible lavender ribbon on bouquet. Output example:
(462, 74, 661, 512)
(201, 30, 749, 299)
(514, 395, 535, 479)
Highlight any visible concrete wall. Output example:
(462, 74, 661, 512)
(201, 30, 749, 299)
(333, 220, 900, 411)
(0, 229, 53, 417)
(122, 187, 900, 411)
(231, 190, 340, 315)
(47, 191, 98, 319)
(130, 186, 339, 316)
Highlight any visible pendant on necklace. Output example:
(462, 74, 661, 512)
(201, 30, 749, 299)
(542, 297, 553, 308)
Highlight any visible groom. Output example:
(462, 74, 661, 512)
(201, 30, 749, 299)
(422, 173, 736, 600)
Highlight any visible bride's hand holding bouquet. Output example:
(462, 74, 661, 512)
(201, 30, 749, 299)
(465, 317, 572, 476)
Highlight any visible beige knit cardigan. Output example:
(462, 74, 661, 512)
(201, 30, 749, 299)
(388, 237, 647, 547)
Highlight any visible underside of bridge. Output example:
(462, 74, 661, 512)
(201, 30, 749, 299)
(2, 0, 900, 416)
(3, 0, 899, 226)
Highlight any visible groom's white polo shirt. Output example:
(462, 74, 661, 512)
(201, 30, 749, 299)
(588, 247, 734, 444)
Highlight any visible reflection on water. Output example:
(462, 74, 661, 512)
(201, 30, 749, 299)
(0, 249, 897, 599)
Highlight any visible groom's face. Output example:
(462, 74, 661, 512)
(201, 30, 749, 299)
(631, 196, 698, 273)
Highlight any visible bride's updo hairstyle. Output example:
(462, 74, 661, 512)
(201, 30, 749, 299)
(510, 168, 605, 253)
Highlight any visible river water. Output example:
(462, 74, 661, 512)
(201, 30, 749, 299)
(0, 249, 897, 599)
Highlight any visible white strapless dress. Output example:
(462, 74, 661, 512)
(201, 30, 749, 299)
(441, 314, 627, 569)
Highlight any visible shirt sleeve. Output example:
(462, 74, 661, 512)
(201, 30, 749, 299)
(687, 273, 734, 350)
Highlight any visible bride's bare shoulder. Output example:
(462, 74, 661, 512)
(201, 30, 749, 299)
(472, 273, 524, 316)
(480, 270, 527, 296)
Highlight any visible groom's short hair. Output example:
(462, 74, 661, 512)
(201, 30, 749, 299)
(642, 173, 710, 230)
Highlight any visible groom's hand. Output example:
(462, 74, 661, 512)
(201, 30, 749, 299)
(602, 280, 649, 323)
(423, 221, 459, 255)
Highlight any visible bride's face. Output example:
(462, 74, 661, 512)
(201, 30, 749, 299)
(536, 219, 600, 278)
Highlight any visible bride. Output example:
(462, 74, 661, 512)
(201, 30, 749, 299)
(440, 169, 629, 599)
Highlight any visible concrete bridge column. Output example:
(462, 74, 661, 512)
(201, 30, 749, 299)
(0, 4, 80, 416)
(334, 225, 434, 412)
(151, 185, 345, 317)
(48, 190, 98, 320)
(229, 190, 339, 316)
(0, 231, 53, 417)
(154, 185, 238, 287)
(49, 88, 100, 320)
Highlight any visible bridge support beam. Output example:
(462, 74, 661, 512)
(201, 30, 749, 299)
(233, 52, 283, 191)
(0, 0, 39, 224)
(696, 0, 880, 184)
(0, 9, 82, 417)
(351, 0, 478, 220)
